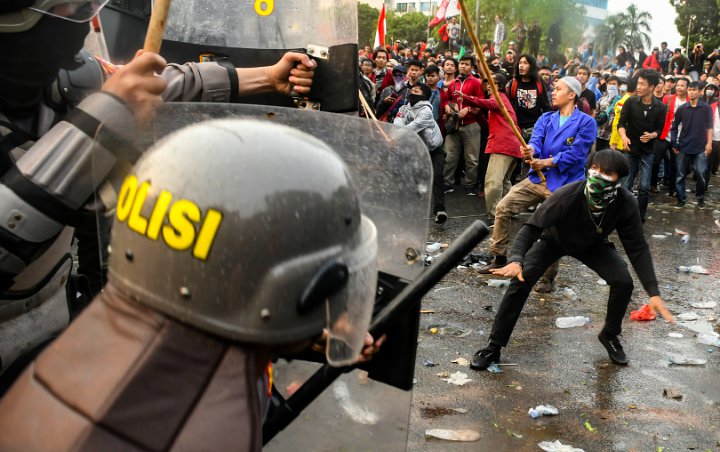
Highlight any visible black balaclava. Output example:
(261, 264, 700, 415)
(0, 15, 89, 116)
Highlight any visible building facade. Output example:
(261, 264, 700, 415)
(576, 0, 609, 28)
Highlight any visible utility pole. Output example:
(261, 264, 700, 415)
(474, 0, 480, 53)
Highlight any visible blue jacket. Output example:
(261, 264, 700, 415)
(527, 107, 597, 192)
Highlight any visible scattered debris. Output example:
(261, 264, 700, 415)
(538, 440, 585, 452)
(584, 420, 596, 432)
(452, 408, 468, 414)
(487, 279, 510, 288)
(677, 312, 698, 321)
(680, 234, 690, 244)
(420, 309, 436, 314)
(451, 357, 470, 366)
(423, 359, 437, 367)
(674, 228, 689, 236)
(562, 287, 578, 301)
(651, 234, 667, 239)
(436, 371, 450, 378)
(668, 355, 707, 366)
(597, 278, 607, 286)
(690, 301, 717, 309)
(528, 405, 559, 418)
(555, 316, 590, 328)
(663, 388, 683, 400)
(486, 363, 502, 373)
(668, 332, 684, 338)
(697, 333, 720, 347)
(420, 407, 466, 418)
(425, 242, 442, 254)
(430, 327, 439, 334)
(425, 428, 481, 442)
(677, 265, 709, 274)
(441, 371, 472, 386)
(630, 304, 656, 321)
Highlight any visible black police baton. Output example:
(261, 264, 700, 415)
(262, 220, 490, 444)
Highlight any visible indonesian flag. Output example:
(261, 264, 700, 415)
(373, 5, 386, 49)
(429, 0, 449, 28)
(429, 0, 460, 29)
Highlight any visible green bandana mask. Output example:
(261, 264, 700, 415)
(585, 169, 620, 210)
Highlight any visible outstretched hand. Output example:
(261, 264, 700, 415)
(648, 295, 675, 323)
(490, 262, 524, 281)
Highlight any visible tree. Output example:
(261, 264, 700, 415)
(669, 0, 720, 52)
(594, 15, 625, 56)
(620, 4, 652, 50)
(386, 11, 430, 47)
(358, 3, 380, 49)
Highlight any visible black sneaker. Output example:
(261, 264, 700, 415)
(676, 200, 686, 207)
(477, 255, 507, 274)
(698, 199, 706, 209)
(444, 186, 455, 194)
(470, 345, 501, 370)
(466, 188, 477, 196)
(533, 277, 555, 293)
(598, 332, 628, 365)
(434, 210, 448, 224)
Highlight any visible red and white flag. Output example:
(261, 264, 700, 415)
(445, 0, 460, 18)
(373, 5, 386, 49)
(428, 0, 449, 29)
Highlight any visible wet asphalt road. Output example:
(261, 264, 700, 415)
(266, 175, 720, 452)
(411, 174, 720, 451)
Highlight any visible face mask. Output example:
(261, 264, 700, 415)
(706, 89, 716, 97)
(484, 52, 491, 58)
(606, 86, 619, 98)
(409, 93, 425, 106)
(0, 16, 88, 115)
(585, 169, 620, 210)
(619, 84, 628, 94)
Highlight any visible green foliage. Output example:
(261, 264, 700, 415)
(669, 0, 720, 52)
(386, 11, 430, 46)
(593, 4, 653, 55)
(358, 3, 379, 49)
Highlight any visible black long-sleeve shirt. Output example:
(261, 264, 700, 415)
(617, 95, 667, 155)
(508, 181, 660, 297)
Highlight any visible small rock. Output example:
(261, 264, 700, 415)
(663, 388, 683, 400)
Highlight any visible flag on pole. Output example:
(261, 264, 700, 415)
(373, 5, 386, 50)
(445, 0, 460, 18)
(458, 46, 466, 60)
(428, 0, 450, 29)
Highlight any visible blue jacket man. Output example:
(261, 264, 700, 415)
(527, 105, 598, 191)
(479, 77, 596, 291)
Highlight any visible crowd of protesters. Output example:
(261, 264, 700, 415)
(357, 19, 719, 237)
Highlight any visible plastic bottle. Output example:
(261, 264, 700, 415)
(528, 405, 559, 418)
(561, 287, 578, 301)
(680, 234, 690, 244)
(487, 279, 510, 288)
(555, 316, 590, 328)
(677, 265, 709, 274)
(697, 333, 720, 347)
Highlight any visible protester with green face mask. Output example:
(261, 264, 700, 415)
(470, 150, 674, 371)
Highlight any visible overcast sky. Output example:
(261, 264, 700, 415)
(607, 0, 683, 49)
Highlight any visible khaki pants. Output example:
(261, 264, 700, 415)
(443, 122, 481, 188)
(484, 153, 518, 219)
(489, 178, 551, 256)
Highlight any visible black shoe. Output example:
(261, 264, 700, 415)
(466, 188, 477, 196)
(598, 332, 628, 365)
(470, 345, 501, 370)
(698, 199, 706, 209)
(477, 255, 507, 274)
(434, 210, 448, 224)
(444, 186, 455, 194)
(533, 277, 555, 293)
(676, 200, 686, 207)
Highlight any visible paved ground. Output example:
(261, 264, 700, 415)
(267, 174, 720, 451)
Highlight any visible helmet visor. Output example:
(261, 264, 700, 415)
(325, 215, 378, 367)
(30, 0, 108, 23)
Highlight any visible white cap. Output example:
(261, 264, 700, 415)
(559, 76, 582, 97)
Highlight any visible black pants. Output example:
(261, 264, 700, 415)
(651, 139, 672, 189)
(430, 147, 446, 214)
(710, 141, 720, 175)
(488, 237, 634, 348)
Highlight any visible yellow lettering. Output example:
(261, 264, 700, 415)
(127, 181, 151, 235)
(254, 0, 273, 16)
(146, 190, 173, 240)
(162, 199, 200, 251)
(193, 209, 223, 261)
(116, 175, 138, 222)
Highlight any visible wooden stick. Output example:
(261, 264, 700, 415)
(457, 0, 546, 183)
(143, 0, 172, 53)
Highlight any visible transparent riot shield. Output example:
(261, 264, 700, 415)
(100, 0, 358, 111)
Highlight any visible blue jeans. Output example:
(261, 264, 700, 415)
(675, 151, 708, 202)
(622, 152, 654, 220)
